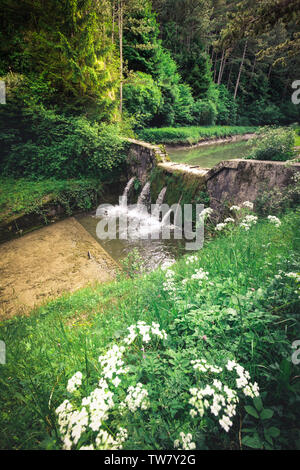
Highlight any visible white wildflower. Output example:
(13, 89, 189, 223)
(267, 215, 281, 227)
(125, 383, 149, 412)
(219, 415, 232, 432)
(174, 432, 196, 450)
(215, 223, 227, 231)
(67, 371, 83, 394)
(242, 201, 254, 210)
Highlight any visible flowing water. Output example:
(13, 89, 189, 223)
(76, 182, 187, 271)
(76, 140, 253, 270)
(76, 214, 186, 272)
(167, 140, 253, 168)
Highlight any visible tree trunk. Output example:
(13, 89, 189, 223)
(213, 52, 218, 82)
(217, 49, 225, 85)
(234, 40, 248, 100)
(227, 61, 233, 89)
(268, 64, 272, 80)
(118, 0, 123, 115)
(112, 0, 115, 44)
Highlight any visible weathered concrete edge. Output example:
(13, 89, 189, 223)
(126, 138, 169, 162)
(204, 159, 300, 182)
(165, 132, 256, 150)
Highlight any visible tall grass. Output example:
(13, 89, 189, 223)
(138, 126, 258, 145)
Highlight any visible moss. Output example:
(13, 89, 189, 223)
(150, 167, 210, 226)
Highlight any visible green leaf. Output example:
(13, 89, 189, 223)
(245, 405, 259, 419)
(267, 427, 280, 438)
(253, 396, 263, 412)
(242, 434, 262, 449)
(260, 409, 274, 420)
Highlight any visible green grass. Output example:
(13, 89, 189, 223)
(0, 210, 299, 450)
(295, 127, 300, 146)
(138, 126, 258, 145)
(0, 178, 103, 225)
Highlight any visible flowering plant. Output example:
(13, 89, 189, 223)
(55, 318, 261, 450)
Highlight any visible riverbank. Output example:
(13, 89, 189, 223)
(0, 217, 117, 319)
(138, 125, 258, 146)
(166, 133, 255, 150)
(0, 178, 105, 243)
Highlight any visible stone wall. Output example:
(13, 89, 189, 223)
(126, 139, 300, 213)
(205, 159, 300, 211)
(126, 138, 168, 184)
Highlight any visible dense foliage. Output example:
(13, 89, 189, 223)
(1, 0, 299, 147)
(0, 75, 129, 179)
(246, 127, 296, 162)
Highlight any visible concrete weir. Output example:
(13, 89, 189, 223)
(126, 138, 300, 210)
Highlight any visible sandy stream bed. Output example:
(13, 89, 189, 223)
(0, 217, 117, 320)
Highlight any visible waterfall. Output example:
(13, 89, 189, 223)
(152, 187, 167, 220)
(137, 182, 151, 210)
(121, 177, 135, 207)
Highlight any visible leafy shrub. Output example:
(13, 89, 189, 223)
(246, 127, 295, 161)
(123, 72, 162, 129)
(0, 74, 130, 179)
(216, 85, 238, 125)
(0, 105, 129, 179)
(191, 99, 217, 126)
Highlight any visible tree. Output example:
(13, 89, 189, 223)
(0, 0, 120, 117)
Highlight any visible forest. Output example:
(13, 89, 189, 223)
(0, 0, 300, 180)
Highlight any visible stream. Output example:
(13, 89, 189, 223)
(167, 139, 253, 168)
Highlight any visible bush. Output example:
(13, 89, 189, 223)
(191, 99, 217, 126)
(216, 85, 238, 125)
(123, 72, 162, 129)
(0, 105, 129, 179)
(0, 74, 130, 179)
(247, 127, 295, 161)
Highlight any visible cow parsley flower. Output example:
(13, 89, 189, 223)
(215, 223, 227, 231)
(267, 215, 281, 227)
(219, 415, 232, 432)
(199, 207, 213, 221)
(174, 432, 196, 450)
(67, 372, 83, 394)
(125, 383, 149, 412)
(242, 201, 254, 210)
